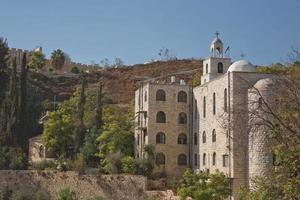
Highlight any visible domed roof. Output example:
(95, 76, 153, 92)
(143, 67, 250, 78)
(253, 78, 275, 90)
(227, 60, 256, 72)
(211, 37, 223, 46)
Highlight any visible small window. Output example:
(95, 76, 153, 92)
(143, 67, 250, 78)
(156, 89, 166, 101)
(156, 132, 166, 144)
(203, 153, 206, 166)
(203, 96, 206, 118)
(144, 91, 147, 102)
(212, 152, 216, 166)
(218, 62, 223, 73)
(178, 154, 187, 166)
(223, 154, 229, 167)
(156, 111, 166, 123)
(38, 145, 44, 158)
(137, 134, 140, 145)
(194, 133, 198, 145)
(202, 131, 206, 143)
(194, 154, 198, 166)
(178, 91, 187, 103)
(224, 88, 228, 112)
(156, 153, 166, 165)
(212, 129, 216, 142)
(178, 133, 187, 144)
(206, 64, 208, 74)
(213, 92, 216, 115)
(178, 112, 187, 124)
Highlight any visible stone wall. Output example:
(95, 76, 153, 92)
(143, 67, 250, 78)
(0, 170, 148, 200)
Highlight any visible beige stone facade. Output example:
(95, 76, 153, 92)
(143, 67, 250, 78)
(134, 35, 275, 199)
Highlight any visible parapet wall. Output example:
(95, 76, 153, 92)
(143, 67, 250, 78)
(0, 170, 148, 200)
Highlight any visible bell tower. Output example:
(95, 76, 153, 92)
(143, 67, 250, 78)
(201, 32, 231, 84)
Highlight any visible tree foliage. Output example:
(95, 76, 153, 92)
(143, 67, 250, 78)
(177, 169, 230, 200)
(28, 51, 46, 70)
(51, 49, 66, 70)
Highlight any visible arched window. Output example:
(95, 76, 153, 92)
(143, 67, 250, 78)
(178, 133, 187, 144)
(203, 153, 206, 166)
(202, 131, 206, 143)
(203, 96, 206, 118)
(178, 154, 187, 166)
(212, 152, 216, 166)
(194, 133, 198, 145)
(144, 91, 147, 102)
(156, 132, 166, 144)
(156, 111, 166, 123)
(218, 62, 223, 73)
(38, 145, 44, 158)
(213, 93, 216, 115)
(178, 112, 187, 124)
(156, 153, 166, 165)
(212, 129, 216, 142)
(178, 91, 187, 103)
(156, 89, 166, 101)
(206, 64, 208, 74)
(224, 88, 227, 112)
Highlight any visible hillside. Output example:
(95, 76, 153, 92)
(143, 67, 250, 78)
(31, 59, 203, 107)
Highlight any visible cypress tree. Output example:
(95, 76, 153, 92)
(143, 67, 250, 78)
(95, 82, 103, 131)
(0, 37, 9, 108)
(75, 74, 87, 152)
(6, 57, 18, 146)
(18, 53, 27, 147)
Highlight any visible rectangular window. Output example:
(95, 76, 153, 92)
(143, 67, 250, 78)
(137, 134, 140, 146)
(223, 155, 229, 167)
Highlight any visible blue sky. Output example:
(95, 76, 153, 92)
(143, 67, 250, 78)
(1, 0, 300, 65)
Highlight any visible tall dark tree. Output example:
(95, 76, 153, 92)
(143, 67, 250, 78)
(0, 37, 9, 108)
(95, 82, 103, 131)
(51, 49, 65, 70)
(75, 74, 87, 151)
(6, 57, 18, 146)
(18, 53, 28, 147)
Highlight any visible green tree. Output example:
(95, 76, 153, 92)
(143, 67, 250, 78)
(97, 106, 134, 173)
(28, 51, 46, 70)
(51, 49, 65, 70)
(43, 111, 76, 158)
(70, 66, 80, 74)
(58, 188, 76, 200)
(177, 169, 230, 200)
(0, 37, 9, 108)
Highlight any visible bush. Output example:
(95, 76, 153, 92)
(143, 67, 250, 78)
(177, 169, 230, 200)
(11, 189, 35, 200)
(58, 187, 76, 200)
(87, 197, 106, 200)
(73, 153, 86, 174)
(32, 160, 56, 170)
(121, 156, 136, 174)
(0, 147, 27, 170)
(0, 185, 11, 200)
(35, 189, 51, 200)
(70, 66, 80, 74)
(134, 158, 154, 177)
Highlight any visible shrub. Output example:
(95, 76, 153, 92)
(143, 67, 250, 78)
(177, 169, 230, 200)
(11, 189, 35, 200)
(134, 158, 154, 177)
(121, 156, 136, 174)
(58, 187, 76, 200)
(87, 197, 106, 200)
(73, 153, 86, 174)
(70, 66, 80, 74)
(0, 147, 27, 170)
(0, 185, 11, 200)
(35, 189, 51, 200)
(32, 160, 56, 170)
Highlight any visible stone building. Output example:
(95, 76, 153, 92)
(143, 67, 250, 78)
(134, 33, 275, 199)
